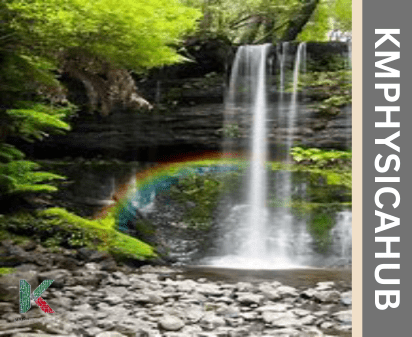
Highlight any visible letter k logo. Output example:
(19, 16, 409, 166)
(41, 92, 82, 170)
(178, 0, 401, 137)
(19, 280, 55, 314)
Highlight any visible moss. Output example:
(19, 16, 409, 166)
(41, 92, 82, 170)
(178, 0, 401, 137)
(134, 219, 156, 236)
(40, 208, 155, 259)
(0, 267, 16, 276)
(169, 170, 242, 230)
(267, 162, 351, 190)
(307, 206, 341, 253)
(306, 54, 349, 73)
(0, 208, 156, 261)
(266, 152, 351, 253)
(300, 70, 351, 116)
(222, 123, 240, 138)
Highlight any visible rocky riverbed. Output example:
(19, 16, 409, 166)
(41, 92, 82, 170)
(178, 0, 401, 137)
(0, 243, 352, 337)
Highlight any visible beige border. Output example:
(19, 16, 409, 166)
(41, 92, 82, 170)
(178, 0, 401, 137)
(352, 0, 362, 336)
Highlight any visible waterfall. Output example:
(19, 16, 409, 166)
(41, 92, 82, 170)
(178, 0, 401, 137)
(331, 211, 352, 263)
(222, 47, 244, 156)
(204, 43, 307, 269)
(244, 44, 271, 259)
(278, 42, 289, 94)
(286, 42, 306, 160)
(271, 43, 306, 265)
(202, 42, 350, 269)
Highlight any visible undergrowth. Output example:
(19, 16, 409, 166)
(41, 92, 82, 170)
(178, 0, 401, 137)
(0, 208, 156, 261)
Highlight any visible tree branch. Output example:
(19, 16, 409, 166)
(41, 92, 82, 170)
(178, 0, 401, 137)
(280, 0, 320, 41)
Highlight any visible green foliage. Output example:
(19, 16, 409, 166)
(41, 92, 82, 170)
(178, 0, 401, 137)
(0, 54, 59, 99)
(186, 0, 351, 43)
(6, 0, 201, 70)
(6, 102, 73, 142)
(298, 0, 331, 42)
(222, 123, 240, 138)
(298, 0, 352, 42)
(0, 102, 75, 195)
(307, 209, 335, 252)
(42, 207, 155, 259)
(331, 0, 352, 32)
(0, 160, 65, 194)
(183, 0, 325, 43)
(0, 208, 156, 260)
(1, 0, 202, 196)
(300, 70, 351, 115)
(291, 146, 351, 167)
(288, 147, 352, 190)
(306, 54, 349, 73)
(0, 144, 25, 163)
(268, 160, 351, 190)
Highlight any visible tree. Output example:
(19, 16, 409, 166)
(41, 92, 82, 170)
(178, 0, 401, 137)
(281, 0, 321, 41)
(183, 0, 351, 43)
(298, 0, 352, 41)
(183, 0, 322, 43)
(0, 0, 201, 198)
(331, 0, 352, 32)
(297, 0, 330, 41)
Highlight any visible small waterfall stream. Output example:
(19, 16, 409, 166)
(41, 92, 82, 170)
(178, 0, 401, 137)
(286, 42, 306, 158)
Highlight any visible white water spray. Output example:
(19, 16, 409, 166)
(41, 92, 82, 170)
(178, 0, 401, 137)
(244, 44, 270, 259)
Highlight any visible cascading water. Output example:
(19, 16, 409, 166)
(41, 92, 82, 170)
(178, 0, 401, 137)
(270, 43, 306, 266)
(331, 211, 352, 264)
(137, 42, 351, 269)
(205, 44, 311, 268)
(276, 42, 288, 153)
(244, 44, 270, 260)
(204, 44, 274, 268)
(278, 42, 289, 95)
(286, 42, 306, 158)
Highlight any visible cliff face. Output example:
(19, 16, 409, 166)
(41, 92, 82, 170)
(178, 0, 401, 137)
(23, 99, 350, 160)
(19, 41, 351, 161)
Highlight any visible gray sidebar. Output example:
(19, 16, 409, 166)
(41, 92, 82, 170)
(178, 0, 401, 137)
(363, 0, 412, 336)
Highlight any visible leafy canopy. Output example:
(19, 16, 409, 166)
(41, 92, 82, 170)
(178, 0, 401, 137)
(6, 0, 201, 70)
(298, 0, 352, 41)
(0, 0, 201, 196)
(183, 0, 304, 43)
(183, 0, 351, 43)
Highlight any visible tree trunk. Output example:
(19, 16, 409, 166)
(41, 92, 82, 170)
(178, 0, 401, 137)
(280, 0, 320, 41)
(62, 52, 152, 116)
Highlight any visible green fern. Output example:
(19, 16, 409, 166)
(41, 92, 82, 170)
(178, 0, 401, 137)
(291, 147, 351, 167)
(0, 160, 65, 194)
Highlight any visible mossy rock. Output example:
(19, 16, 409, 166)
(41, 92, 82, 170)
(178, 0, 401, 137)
(0, 208, 157, 263)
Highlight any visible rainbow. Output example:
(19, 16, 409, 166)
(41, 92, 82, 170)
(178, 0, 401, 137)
(96, 151, 246, 230)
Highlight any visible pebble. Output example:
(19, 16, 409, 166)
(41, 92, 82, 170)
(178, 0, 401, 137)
(1, 265, 352, 337)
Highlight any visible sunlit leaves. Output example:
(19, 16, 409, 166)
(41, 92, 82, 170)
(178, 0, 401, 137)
(291, 147, 351, 167)
(332, 0, 351, 32)
(298, 1, 331, 42)
(6, 0, 201, 70)
(298, 0, 352, 41)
